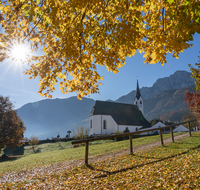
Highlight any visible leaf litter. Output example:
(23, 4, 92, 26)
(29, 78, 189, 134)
(0, 132, 199, 189)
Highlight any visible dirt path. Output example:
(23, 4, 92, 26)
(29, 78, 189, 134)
(0, 133, 189, 184)
(88, 132, 189, 163)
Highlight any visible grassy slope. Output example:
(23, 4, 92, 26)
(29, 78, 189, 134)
(0, 132, 184, 174)
(1, 131, 200, 189)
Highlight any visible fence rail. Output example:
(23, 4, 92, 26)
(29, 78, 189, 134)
(72, 119, 197, 166)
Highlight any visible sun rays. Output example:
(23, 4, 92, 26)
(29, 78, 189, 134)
(8, 42, 30, 63)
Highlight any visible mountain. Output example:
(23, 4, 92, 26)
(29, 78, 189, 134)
(16, 70, 195, 139)
(116, 70, 195, 104)
(16, 97, 95, 139)
(144, 85, 195, 121)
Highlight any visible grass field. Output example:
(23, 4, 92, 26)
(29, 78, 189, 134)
(0, 131, 199, 189)
(23, 133, 186, 155)
(0, 132, 185, 174)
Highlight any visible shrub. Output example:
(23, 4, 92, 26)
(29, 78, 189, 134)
(72, 126, 89, 140)
(114, 130, 124, 141)
(123, 127, 130, 133)
(28, 135, 39, 153)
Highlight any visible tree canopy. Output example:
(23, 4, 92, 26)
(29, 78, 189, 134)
(0, 95, 26, 151)
(0, 0, 200, 99)
(189, 53, 200, 91)
(185, 53, 200, 121)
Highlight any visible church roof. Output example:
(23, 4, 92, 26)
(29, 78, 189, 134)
(90, 101, 150, 128)
(135, 79, 142, 99)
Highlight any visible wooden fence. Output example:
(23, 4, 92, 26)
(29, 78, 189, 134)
(72, 119, 197, 166)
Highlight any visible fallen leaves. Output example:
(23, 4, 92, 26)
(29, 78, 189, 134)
(0, 132, 200, 189)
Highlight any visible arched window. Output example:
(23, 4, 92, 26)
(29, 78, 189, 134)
(103, 120, 107, 129)
(90, 120, 92, 129)
(140, 101, 142, 104)
(136, 101, 137, 105)
(136, 128, 138, 131)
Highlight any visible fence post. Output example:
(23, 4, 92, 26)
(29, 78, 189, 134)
(159, 129, 164, 146)
(129, 135, 133, 155)
(170, 126, 174, 143)
(188, 122, 192, 137)
(85, 142, 89, 166)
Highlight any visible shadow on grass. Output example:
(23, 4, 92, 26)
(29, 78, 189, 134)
(88, 144, 200, 179)
(0, 155, 23, 163)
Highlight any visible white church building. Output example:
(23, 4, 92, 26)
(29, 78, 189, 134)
(89, 80, 151, 135)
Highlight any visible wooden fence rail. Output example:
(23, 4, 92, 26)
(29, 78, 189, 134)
(72, 119, 197, 166)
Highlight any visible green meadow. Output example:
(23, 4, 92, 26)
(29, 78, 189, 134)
(1, 132, 200, 189)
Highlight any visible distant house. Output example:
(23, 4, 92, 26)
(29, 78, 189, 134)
(173, 125, 189, 133)
(89, 79, 151, 135)
(150, 121, 166, 134)
(140, 119, 175, 135)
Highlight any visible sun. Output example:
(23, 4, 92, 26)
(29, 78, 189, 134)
(9, 43, 30, 63)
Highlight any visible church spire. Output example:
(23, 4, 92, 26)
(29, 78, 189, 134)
(134, 78, 144, 114)
(135, 79, 141, 99)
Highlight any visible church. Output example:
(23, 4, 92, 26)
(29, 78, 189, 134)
(89, 80, 151, 135)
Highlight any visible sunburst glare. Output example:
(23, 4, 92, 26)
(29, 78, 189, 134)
(8, 42, 30, 63)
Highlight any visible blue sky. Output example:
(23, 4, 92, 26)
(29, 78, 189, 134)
(0, 34, 199, 109)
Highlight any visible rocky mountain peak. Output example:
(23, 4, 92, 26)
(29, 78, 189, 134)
(116, 70, 195, 104)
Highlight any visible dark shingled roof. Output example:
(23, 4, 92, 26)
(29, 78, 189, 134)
(135, 79, 141, 99)
(90, 101, 151, 129)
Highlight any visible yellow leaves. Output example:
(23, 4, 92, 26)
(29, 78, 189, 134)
(0, 0, 199, 99)
(9, 133, 200, 188)
(30, 34, 40, 42)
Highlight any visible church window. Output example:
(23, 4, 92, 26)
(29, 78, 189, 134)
(90, 120, 92, 129)
(103, 120, 107, 129)
(136, 128, 138, 131)
(140, 101, 142, 104)
(136, 101, 137, 105)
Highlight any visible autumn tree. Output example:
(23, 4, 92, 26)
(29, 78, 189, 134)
(0, 0, 200, 99)
(185, 52, 200, 122)
(185, 88, 200, 121)
(181, 110, 198, 129)
(28, 134, 39, 151)
(0, 95, 26, 151)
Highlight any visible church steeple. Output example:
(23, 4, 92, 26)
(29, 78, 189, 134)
(135, 79, 141, 99)
(134, 78, 144, 114)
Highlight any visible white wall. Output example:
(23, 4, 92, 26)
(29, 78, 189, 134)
(89, 115, 148, 135)
(119, 125, 142, 133)
(89, 115, 117, 135)
(101, 115, 117, 135)
(89, 115, 101, 135)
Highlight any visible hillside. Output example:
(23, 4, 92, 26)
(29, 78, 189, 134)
(16, 97, 95, 139)
(144, 85, 195, 121)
